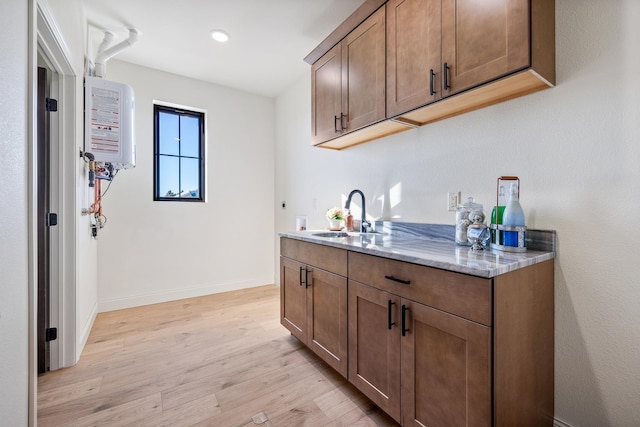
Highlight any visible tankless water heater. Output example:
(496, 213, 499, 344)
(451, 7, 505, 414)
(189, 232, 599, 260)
(84, 76, 135, 169)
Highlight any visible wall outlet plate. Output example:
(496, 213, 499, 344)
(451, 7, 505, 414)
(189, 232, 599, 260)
(447, 192, 459, 212)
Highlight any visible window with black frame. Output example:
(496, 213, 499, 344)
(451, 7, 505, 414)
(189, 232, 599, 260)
(153, 104, 205, 201)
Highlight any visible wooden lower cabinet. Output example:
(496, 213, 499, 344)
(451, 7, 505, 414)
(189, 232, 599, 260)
(307, 266, 348, 376)
(281, 238, 554, 426)
(348, 280, 402, 421)
(280, 257, 309, 343)
(280, 239, 348, 377)
(346, 252, 553, 426)
(349, 280, 490, 426)
(401, 299, 491, 427)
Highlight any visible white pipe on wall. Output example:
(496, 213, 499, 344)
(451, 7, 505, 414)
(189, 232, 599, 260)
(95, 30, 113, 59)
(95, 28, 138, 78)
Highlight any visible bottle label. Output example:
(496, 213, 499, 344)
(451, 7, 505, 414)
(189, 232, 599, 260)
(503, 227, 526, 248)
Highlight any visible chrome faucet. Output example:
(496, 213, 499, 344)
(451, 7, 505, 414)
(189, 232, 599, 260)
(345, 189, 371, 233)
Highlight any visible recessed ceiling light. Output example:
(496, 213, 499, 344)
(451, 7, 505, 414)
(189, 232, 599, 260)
(210, 29, 229, 43)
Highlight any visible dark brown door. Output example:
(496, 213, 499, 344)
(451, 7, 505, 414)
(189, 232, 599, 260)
(348, 280, 401, 422)
(280, 257, 308, 344)
(307, 267, 348, 377)
(342, 6, 386, 132)
(441, 0, 530, 96)
(386, 0, 442, 116)
(311, 43, 343, 145)
(401, 299, 491, 427)
(37, 66, 53, 374)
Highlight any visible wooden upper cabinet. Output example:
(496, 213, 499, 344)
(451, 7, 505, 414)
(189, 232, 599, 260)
(342, 6, 386, 134)
(388, 0, 536, 116)
(441, 0, 530, 96)
(307, 0, 555, 148)
(311, 6, 387, 146)
(311, 43, 342, 145)
(386, 0, 442, 117)
(398, 0, 555, 126)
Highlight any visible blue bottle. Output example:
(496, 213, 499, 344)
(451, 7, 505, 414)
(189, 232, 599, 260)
(502, 183, 525, 247)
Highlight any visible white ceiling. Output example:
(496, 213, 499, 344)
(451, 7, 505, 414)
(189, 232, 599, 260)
(83, 0, 364, 98)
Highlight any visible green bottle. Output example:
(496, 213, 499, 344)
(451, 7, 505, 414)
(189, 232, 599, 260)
(490, 186, 506, 245)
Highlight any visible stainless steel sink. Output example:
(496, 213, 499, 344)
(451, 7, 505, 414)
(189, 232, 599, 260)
(311, 231, 386, 238)
(312, 232, 351, 238)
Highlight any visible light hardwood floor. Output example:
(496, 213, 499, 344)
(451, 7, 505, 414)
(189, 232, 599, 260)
(38, 284, 399, 426)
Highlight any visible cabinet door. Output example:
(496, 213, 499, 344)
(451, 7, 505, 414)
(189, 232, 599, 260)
(342, 6, 386, 133)
(307, 267, 348, 377)
(386, 0, 442, 117)
(348, 280, 401, 422)
(401, 300, 491, 427)
(311, 43, 343, 145)
(441, 0, 530, 96)
(280, 257, 308, 343)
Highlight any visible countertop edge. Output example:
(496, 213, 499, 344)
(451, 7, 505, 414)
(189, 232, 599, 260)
(279, 231, 556, 279)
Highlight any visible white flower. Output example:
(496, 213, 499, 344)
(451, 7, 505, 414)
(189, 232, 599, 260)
(326, 207, 344, 221)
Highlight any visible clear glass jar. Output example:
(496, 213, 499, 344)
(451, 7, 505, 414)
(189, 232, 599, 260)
(455, 197, 482, 246)
(467, 206, 490, 251)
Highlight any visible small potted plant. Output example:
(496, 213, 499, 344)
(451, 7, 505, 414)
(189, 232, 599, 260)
(326, 207, 344, 230)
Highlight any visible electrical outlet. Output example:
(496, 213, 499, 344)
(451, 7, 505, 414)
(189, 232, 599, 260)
(447, 192, 459, 212)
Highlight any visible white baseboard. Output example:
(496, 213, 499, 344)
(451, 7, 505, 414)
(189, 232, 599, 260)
(554, 417, 573, 427)
(76, 301, 98, 364)
(97, 279, 273, 313)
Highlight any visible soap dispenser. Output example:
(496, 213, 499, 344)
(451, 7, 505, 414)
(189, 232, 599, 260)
(344, 209, 354, 232)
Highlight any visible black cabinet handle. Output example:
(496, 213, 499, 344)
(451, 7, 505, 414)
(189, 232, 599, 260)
(334, 113, 346, 132)
(388, 300, 396, 330)
(444, 62, 450, 90)
(384, 275, 411, 285)
(402, 304, 410, 336)
(299, 266, 305, 286)
(429, 69, 436, 96)
(305, 268, 311, 288)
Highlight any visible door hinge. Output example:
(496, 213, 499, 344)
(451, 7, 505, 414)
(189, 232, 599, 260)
(47, 212, 58, 226)
(46, 327, 58, 342)
(46, 97, 58, 112)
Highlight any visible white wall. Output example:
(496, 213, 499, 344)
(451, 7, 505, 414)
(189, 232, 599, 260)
(0, 1, 30, 423)
(0, 0, 99, 420)
(275, 1, 640, 426)
(40, 0, 98, 363)
(98, 60, 275, 311)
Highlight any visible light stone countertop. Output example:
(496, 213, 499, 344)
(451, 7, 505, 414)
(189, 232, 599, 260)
(279, 222, 555, 279)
